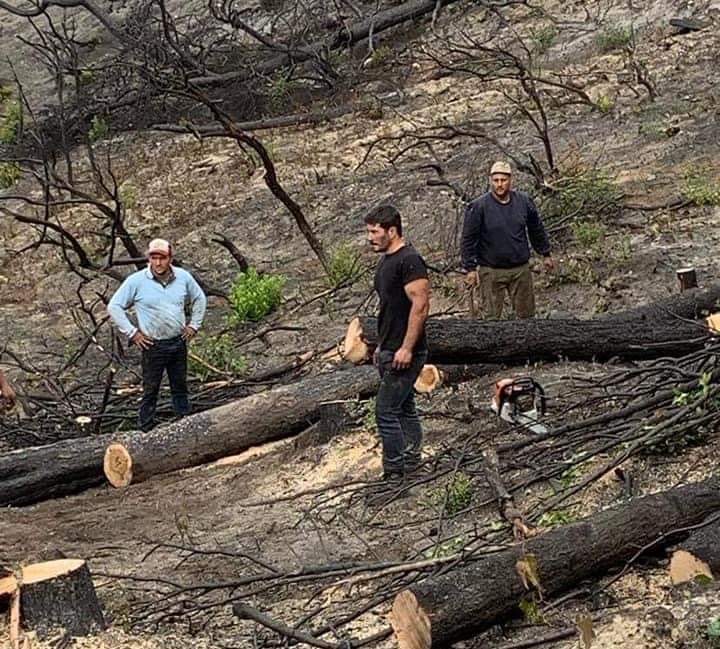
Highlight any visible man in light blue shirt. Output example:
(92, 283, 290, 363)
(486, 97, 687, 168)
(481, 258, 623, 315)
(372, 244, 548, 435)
(108, 238, 207, 431)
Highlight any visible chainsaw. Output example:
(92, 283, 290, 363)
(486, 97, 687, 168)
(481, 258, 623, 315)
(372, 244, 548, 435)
(491, 377, 547, 434)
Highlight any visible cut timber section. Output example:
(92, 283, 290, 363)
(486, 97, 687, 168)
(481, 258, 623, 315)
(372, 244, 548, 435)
(0, 366, 378, 507)
(0, 560, 104, 640)
(102, 366, 379, 489)
(345, 285, 720, 365)
(390, 475, 720, 649)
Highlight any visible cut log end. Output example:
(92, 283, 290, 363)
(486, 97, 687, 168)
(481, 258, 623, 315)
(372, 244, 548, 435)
(389, 590, 432, 649)
(342, 317, 369, 364)
(104, 443, 133, 488)
(414, 365, 442, 394)
(0, 574, 18, 597)
(669, 549, 713, 584)
(22, 559, 86, 585)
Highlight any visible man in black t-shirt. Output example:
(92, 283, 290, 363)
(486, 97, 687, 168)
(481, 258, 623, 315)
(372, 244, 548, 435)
(365, 205, 430, 482)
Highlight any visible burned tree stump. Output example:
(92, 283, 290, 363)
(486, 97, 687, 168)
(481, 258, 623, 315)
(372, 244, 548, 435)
(676, 267, 698, 292)
(19, 559, 105, 639)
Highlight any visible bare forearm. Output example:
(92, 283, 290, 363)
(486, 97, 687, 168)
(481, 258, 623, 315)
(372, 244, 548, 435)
(402, 301, 429, 351)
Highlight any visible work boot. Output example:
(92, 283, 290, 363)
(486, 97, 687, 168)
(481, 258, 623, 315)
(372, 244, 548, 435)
(364, 472, 405, 507)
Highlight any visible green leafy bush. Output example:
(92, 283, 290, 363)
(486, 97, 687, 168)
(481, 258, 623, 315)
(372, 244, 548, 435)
(0, 100, 22, 144)
(530, 25, 557, 54)
(0, 162, 20, 189)
(189, 333, 247, 380)
(707, 618, 720, 647)
(537, 509, 576, 527)
(88, 115, 109, 142)
(229, 268, 284, 323)
(540, 166, 622, 227)
(595, 94, 614, 113)
(427, 471, 473, 515)
(326, 243, 362, 288)
(363, 396, 376, 431)
(682, 168, 720, 206)
(595, 24, 633, 52)
(572, 221, 607, 250)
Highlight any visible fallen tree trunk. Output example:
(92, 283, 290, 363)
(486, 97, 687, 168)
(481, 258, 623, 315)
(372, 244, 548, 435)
(345, 286, 720, 364)
(0, 361, 490, 505)
(390, 475, 720, 649)
(0, 366, 378, 506)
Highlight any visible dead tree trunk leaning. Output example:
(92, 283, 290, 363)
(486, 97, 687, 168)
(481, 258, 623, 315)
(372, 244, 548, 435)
(344, 286, 720, 364)
(0, 366, 379, 507)
(390, 475, 720, 649)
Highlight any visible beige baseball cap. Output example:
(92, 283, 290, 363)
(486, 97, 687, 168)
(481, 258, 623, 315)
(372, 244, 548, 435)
(490, 161, 512, 176)
(147, 238, 172, 256)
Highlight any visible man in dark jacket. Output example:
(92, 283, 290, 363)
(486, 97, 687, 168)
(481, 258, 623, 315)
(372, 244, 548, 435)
(461, 161, 555, 318)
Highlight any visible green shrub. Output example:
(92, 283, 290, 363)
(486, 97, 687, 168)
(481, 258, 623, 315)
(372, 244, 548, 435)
(88, 115, 109, 142)
(595, 24, 633, 52)
(540, 167, 622, 227)
(0, 100, 22, 144)
(119, 182, 137, 210)
(537, 509, 576, 527)
(572, 221, 607, 250)
(427, 471, 473, 515)
(0, 86, 12, 103)
(363, 396, 376, 431)
(0, 162, 20, 189)
(267, 74, 298, 112)
(707, 618, 720, 646)
(78, 70, 96, 86)
(595, 94, 614, 113)
(681, 167, 720, 206)
(228, 268, 284, 323)
(189, 333, 247, 380)
(530, 25, 557, 54)
(366, 45, 393, 67)
(423, 535, 465, 559)
(326, 243, 362, 288)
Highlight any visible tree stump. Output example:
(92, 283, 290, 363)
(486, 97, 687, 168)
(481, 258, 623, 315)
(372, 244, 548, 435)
(19, 559, 105, 639)
(676, 267, 698, 292)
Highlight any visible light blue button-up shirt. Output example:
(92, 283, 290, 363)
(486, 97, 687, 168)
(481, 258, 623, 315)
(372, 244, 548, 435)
(107, 267, 207, 340)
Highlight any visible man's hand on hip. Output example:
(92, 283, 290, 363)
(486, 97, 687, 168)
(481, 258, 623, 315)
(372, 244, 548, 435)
(131, 331, 155, 350)
(543, 256, 557, 272)
(463, 270, 479, 287)
(392, 347, 413, 370)
(1, 383, 16, 409)
(182, 325, 197, 341)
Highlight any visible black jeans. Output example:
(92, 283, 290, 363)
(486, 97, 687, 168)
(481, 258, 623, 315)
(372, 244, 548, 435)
(375, 348, 428, 476)
(139, 336, 190, 431)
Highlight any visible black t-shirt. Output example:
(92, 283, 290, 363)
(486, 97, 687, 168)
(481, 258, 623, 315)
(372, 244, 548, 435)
(374, 245, 428, 352)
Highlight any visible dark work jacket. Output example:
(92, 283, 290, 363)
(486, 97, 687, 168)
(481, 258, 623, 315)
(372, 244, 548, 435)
(461, 190, 551, 270)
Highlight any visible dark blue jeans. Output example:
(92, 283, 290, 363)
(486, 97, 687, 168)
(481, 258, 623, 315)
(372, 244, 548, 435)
(139, 336, 190, 431)
(376, 348, 428, 476)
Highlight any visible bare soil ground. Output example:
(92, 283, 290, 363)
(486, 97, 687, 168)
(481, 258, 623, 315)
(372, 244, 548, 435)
(2, 0, 720, 647)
